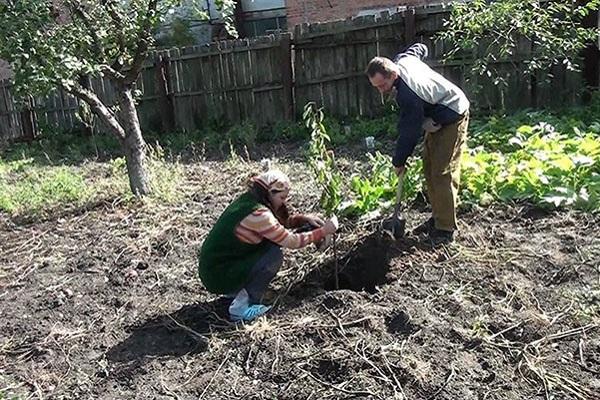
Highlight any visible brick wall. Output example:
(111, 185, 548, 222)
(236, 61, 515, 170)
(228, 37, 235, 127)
(285, 0, 436, 28)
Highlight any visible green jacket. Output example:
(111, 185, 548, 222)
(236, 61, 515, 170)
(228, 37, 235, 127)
(198, 192, 271, 294)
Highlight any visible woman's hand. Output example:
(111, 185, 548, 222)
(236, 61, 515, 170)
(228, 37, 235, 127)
(323, 215, 339, 235)
(303, 214, 325, 228)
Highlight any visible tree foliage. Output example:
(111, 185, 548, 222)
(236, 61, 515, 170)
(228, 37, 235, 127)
(0, 0, 236, 195)
(438, 0, 600, 87)
(0, 0, 179, 97)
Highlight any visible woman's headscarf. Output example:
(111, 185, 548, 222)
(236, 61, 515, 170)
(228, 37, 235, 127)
(248, 169, 292, 225)
(251, 169, 290, 193)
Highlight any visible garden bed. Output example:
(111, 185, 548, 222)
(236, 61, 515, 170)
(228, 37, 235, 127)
(1, 151, 598, 399)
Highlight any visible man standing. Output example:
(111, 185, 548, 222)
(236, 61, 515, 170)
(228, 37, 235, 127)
(366, 43, 470, 245)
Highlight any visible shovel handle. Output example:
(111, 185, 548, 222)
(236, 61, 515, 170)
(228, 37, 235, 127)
(393, 170, 405, 218)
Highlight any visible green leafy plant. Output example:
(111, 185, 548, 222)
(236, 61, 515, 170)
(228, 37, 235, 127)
(344, 152, 397, 216)
(303, 102, 342, 217)
(461, 124, 600, 211)
(344, 152, 423, 217)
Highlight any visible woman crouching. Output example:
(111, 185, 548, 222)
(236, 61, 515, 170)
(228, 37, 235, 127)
(198, 169, 338, 322)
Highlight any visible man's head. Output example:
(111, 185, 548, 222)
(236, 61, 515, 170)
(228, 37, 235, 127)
(366, 57, 398, 94)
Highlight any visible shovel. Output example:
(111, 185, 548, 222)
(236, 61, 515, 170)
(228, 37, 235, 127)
(382, 170, 406, 240)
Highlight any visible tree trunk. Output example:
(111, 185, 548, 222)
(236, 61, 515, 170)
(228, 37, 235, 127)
(68, 83, 151, 196)
(120, 88, 151, 196)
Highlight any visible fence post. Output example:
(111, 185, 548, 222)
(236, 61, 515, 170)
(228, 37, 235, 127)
(155, 52, 176, 133)
(404, 8, 416, 46)
(20, 95, 36, 142)
(280, 33, 294, 120)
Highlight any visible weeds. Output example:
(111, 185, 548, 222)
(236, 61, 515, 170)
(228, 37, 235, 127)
(0, 144, 184, 216)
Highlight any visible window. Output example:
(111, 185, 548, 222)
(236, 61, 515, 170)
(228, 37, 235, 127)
(243, 16, 287, 37)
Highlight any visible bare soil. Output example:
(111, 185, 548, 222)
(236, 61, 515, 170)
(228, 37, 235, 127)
(1, 153, 599, 400)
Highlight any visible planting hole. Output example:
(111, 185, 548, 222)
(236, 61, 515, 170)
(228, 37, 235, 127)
(323, 237, 391, 293)
(386, 310, 419, 335)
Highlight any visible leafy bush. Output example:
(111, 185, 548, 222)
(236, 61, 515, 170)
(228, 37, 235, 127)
(463, 125, 600, 211)
(343, 152, 423, 217)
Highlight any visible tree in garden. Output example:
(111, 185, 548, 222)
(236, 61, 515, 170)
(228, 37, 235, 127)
(211, 0, 243, 39)
(303, 102, 343, 288)
(0, 0, 238, 196)
(303, 103, 342, 218)
(439, 0, 599, 106)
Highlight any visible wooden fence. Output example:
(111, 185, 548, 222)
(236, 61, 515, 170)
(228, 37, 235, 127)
(293, 6, 582, 116)
(0, 5, 585, 142)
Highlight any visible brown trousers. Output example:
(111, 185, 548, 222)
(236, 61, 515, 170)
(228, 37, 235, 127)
(422, 113, 469, 232)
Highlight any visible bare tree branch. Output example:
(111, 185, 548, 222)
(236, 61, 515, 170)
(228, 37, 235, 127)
(65, 82, 126, 142)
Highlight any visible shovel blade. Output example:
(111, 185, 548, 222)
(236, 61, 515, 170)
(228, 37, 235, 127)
(382, 216, 406, 240)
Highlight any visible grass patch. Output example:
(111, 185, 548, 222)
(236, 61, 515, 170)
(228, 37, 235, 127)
(0, 145, 184, 217)
(0, 161, 91, 214)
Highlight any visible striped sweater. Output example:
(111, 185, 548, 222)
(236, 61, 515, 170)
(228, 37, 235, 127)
(235, 207, 325, 249)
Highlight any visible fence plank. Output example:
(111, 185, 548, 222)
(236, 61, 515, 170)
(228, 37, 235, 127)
(280, 34, 294, 120)
(250, 38, 264, 126)
(346, 33, 359, 117)
(234, 40, 250, 123)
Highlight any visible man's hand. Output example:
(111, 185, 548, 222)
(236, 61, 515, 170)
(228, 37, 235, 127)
(394, 165, 406, 176)
(423, 118, 441, 133)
